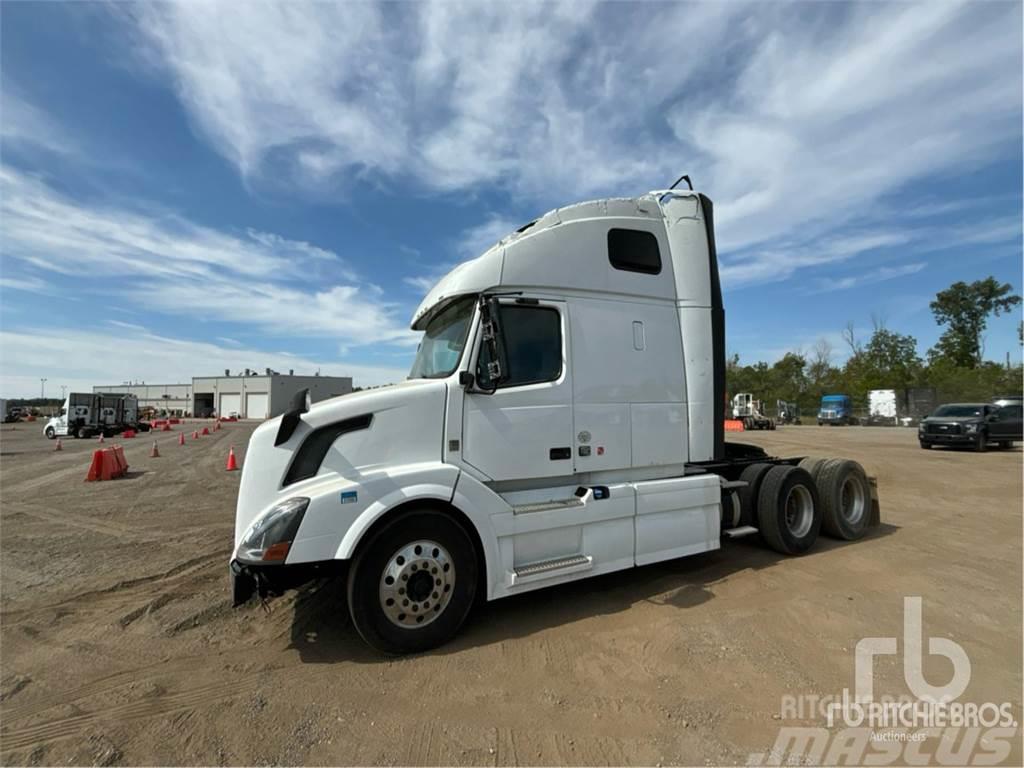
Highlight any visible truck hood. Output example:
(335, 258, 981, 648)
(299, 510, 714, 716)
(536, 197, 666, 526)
(921, 416, 983, 424)
(234, 379, 448, 545)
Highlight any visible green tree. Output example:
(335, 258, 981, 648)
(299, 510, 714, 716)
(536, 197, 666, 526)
(928, 277, 1021, 368)
(861, 328, 922, 390)
(770, 352, 807, 402)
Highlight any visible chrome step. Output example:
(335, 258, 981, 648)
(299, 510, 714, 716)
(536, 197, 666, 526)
(722, 525, 758, 538)
(509, 554, 593, 585)
(512, 497, 585, 515)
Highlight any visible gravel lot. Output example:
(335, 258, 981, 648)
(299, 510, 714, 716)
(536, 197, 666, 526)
(1, 422, 1020, 765)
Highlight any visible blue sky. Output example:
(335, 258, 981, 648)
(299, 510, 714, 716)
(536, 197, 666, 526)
(1, 1, 1021, 398)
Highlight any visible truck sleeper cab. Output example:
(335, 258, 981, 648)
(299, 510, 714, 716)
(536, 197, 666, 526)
(232, 189, 880, 653)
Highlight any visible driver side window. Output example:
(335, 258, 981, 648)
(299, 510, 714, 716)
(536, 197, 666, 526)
(477, 305, 562, 389)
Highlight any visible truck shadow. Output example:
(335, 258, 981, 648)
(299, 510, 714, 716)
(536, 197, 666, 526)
(287, 522, 899, 664)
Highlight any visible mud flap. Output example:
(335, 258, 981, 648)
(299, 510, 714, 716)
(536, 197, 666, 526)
(868, 477, 881, 526)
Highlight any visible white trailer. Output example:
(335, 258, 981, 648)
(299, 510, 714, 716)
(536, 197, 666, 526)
(868, 389, 901, 426)
(231, 186, 881, 653)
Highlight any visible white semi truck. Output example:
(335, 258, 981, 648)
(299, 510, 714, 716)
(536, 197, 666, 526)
(231, 187, 880, 653)
(44, 393, 149, 439)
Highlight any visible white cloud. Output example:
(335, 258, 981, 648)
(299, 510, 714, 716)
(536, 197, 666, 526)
(0, 89, 79, 157)
(810, 262, 927, 294)
(0, 167, 418, 346)
(119, 0, 1021, 264)
(0, 327, 409, 398)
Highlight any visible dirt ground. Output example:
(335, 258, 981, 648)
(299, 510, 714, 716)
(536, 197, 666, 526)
(1, 422, 1021, 766)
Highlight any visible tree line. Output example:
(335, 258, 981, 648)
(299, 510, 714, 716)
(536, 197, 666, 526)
(727, 276, 1022, 416)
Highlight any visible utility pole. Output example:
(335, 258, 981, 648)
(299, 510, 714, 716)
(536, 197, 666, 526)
(61, 385, 67, 399)
(40, 377, 47, 399)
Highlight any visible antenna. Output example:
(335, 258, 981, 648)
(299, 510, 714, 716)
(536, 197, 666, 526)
(668, 174, 693, 191)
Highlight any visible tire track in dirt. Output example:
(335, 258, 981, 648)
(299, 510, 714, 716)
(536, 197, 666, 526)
(1, 551, 226, 624)
(1, 670, 266, 753)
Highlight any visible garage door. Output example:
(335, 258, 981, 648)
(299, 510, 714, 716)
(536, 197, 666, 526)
(219, 393, 241, 417)
(245, 392, 269, 420)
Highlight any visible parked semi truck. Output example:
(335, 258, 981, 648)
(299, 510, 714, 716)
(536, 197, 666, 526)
(231, 186, 880, 653)
(817, 394, 856, 425)
(730, 393, 776, 430)
(43, 393, 150, 438)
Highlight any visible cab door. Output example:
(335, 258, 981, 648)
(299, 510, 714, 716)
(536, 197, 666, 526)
(462, 298, 573, 481)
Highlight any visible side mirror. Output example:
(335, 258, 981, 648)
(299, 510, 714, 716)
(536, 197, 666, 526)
(458, 371, 475, 388)
(479, 296, 507, 388)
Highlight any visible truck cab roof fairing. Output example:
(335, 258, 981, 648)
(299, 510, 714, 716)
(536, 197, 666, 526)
(410, 193, 698, 331)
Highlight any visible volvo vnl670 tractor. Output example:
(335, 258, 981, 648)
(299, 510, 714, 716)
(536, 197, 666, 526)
(231, 188, 880, 653)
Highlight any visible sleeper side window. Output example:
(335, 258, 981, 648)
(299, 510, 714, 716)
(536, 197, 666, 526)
(477, 305, 562, 389)
(608, 228, 662, 275)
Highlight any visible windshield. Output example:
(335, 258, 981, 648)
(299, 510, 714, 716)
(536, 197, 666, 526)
(408, 296, 476, 379)
(933, 405, 984, 417)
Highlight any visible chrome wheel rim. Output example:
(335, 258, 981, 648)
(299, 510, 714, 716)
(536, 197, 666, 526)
(840, 476, 866, 524)
(784, 485, 814, 538)
(379, 540, 455, 629)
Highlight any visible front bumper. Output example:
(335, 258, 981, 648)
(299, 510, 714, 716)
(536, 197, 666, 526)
(230, 558, 346, 606)
(919, 432, 975, 444)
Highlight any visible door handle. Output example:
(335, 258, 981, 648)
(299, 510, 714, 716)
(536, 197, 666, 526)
(549, 447, 571, 460)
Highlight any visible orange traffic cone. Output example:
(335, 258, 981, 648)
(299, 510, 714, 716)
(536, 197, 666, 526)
(201, 426, 210, 436)
(192, 430, 199, 440)
(178, 432, 185, 446)
(214, 421, 221, 431)
(55, 438, 63, 452)
(226, 446, 239, 471)
(98, 434, 104, 443)
(150, 441, 160, 458)
(162, 423, 171, 432)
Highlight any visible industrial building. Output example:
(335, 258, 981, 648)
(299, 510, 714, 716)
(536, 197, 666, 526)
(95, 369, 353, 420)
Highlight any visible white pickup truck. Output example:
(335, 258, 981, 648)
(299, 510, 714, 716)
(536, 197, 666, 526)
(231, 186, 880, 653)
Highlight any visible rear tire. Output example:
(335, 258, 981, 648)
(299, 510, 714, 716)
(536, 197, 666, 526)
(817, 459, 870, 540)
(999, 441, 1013, 449)
(757, 466, 821, 555)
(738, 462, 773, 525)
(347, 509, 478, 654)
(76, 426, 90, 439)
(797, 456, 829, 484)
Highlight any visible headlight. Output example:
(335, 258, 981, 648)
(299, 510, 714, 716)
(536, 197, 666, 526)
(964, 423, 978, 433)
(239, 497, 309, 563)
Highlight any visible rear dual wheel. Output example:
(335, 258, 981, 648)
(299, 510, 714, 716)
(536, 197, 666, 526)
(757, 466, 821, 556)
(749, 458, 871, 555)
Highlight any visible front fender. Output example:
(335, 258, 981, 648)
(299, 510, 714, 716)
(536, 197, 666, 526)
(333, 463, 460, 560)
(279, 462, 459, 565)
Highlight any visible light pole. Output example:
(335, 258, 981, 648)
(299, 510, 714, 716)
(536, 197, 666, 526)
(61, 385, 67, 400)
(40, 378, 47, 399)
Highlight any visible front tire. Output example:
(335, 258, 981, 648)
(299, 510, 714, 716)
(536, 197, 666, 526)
(919, 440, 931, 449)
(45, 427, 55, 439)
(347, 509, 478, 654)
(973, 433, 987, 453)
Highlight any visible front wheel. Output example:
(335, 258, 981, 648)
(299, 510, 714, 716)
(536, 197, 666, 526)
(973, 433, 987, 453)
(45, 427, 55, 439)
(347, 509, 478, 654)
(919, 440, 931, 449)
